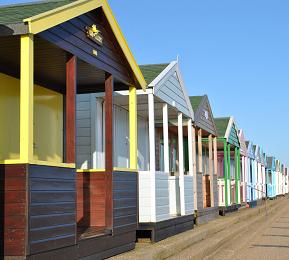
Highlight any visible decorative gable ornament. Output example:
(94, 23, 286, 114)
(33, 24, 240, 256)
(86, 24, 103, 46)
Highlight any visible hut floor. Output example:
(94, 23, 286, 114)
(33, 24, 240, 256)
(78, 226, 111, 240)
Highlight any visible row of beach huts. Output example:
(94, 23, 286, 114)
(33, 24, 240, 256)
(0, 0, 287, 259)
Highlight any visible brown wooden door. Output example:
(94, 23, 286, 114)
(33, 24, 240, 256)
(203, 175, 211, 208)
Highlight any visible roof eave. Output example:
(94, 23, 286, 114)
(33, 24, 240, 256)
(0, 22, 28, 36)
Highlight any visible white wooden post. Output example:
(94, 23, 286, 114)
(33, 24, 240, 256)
(93, 98, 104, 169)
(148, 93, 156, 222)
(178, 113, 185, 215)
(192, 126, 197, 210)
(163, 104, 169, 173)
(187, 119, 193, 176)
(209, 134, 214, 207)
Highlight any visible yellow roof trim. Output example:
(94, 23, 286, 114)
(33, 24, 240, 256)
(23, 0, 146, 90)
(101, 1, 146, 90)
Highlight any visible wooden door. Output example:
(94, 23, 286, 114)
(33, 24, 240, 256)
(203, 175, 211, 208)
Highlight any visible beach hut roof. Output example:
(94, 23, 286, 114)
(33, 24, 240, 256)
(0, 0, 146, 90)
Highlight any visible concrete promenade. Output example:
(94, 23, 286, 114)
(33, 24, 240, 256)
(111, 197, 289, 260)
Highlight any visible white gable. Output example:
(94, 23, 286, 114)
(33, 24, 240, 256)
(149, 61, 194, 120)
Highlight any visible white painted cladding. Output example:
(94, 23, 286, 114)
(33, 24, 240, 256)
(138, 171, 170, 222)
(184, 175, 194, 214)
(169, 176, 181, 216)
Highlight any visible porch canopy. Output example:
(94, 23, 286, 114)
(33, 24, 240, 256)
(215, 116, 241, 207)
(0, 0, 146, 167)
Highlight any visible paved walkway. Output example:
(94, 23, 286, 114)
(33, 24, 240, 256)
(111, 197, 288, 260)
(206, 196, 289, 260)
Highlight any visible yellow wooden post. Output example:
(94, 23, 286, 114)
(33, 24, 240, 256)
(129, 85, 137, 170)
(20, 34, 34, 163)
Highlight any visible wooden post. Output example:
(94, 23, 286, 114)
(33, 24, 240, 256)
(20, 34, 34, 163)
(66, 55, 76, 163)
(223, 140, 228, 207)
(105, 73, 113, 228)
(187, 119, 193, 177)
(235, 147, 239, 204)
(192, 126, 197, 210)
(227, 144, 231, 205)
(198, 129, 203, 173)
(163, 104, 169, 173)
(178, 113, 185, 215)
(148, 93, 155, 172)
(129, 85, 137, 170)
(148, 93, 156, 222)
(213, 137, 218, 175)
(208, 135, 214, 207)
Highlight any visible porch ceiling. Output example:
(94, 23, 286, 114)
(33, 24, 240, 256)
(0, 35, 128, 93)
(113, 93, 180, 120)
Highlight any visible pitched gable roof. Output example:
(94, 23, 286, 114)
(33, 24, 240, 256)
(144, 60, 194, 119)
(140, 64, 169, 85)
(254, 145, 261, 162)
(215, 116, 240, 147)
(189, 96, 203, 112)
(238, 129, 248, 156)
(246, 141, 255, 159)
(215, 117, 230, 137)
(189, 95, 217, 136)
(0, 0, 146, 90)
(0, 0, 76, 25)
(266, 156, 274, 169)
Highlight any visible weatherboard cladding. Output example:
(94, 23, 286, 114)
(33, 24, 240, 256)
(254, 145, 261, 163)
(39, 9, 134, 86)
(189, 96, 217, 136)
(154, 64, 191, 117)
(228, 123, 239, 147)
(238, 131, 248, 156)
(246, 141, 255, 159)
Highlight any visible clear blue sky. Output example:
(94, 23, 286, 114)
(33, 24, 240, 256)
(2, 0, 289, 166)
(111, 0, 289, 167)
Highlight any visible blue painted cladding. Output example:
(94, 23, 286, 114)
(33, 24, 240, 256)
(113, 171, 138, 235)
(28, 165, 76, 255)
(155, 68, 191, 118)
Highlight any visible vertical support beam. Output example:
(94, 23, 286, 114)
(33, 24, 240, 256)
(187, 119, 194, 211)
(148, 94, 155, 172)
(235, 147, 239, 204)
(66, 55, 77, 163)
(129, 85, 137, 170)
(197, 129, 203, 173)
(187, 119, 193, 176)
(213, 137, 218, 175)
(192, 126, 197, 210)
(178, 113, 185, 215)
(148, 93, 156, 222)
(227, 144, 231, 205)
(163, 104, 169, 173)
(20, 34, 34, 162)
(105, 73, 113, 229)
(208, 135, 214, 207)
(223, 140, 228, 207)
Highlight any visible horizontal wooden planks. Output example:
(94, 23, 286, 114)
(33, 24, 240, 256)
(39, 9, 133, 86)
(113, 171, 138, 235)
(0, 164, 27, 257)
(77, 171, 106, 227)
(28, 165, 76, 255)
